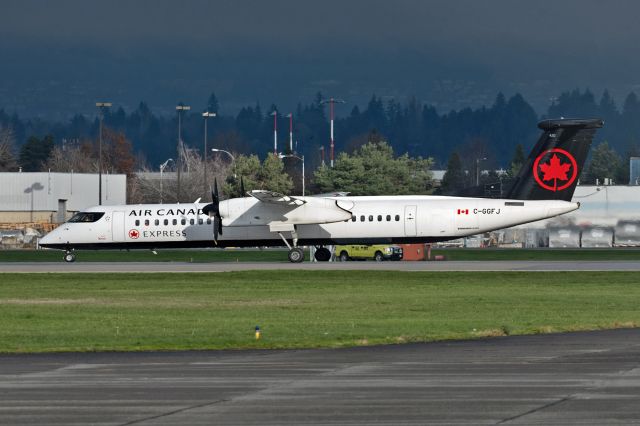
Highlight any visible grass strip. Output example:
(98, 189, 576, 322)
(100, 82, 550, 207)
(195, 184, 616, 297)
(0, 271, 639, 353)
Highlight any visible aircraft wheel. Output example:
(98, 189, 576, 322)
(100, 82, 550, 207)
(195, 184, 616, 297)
(314, 247, 332, 262)
(288, 248, 305, 263)
(374, 251, 384, 262)
(63, 252, 76, 263)
(339, 251, 350, 262)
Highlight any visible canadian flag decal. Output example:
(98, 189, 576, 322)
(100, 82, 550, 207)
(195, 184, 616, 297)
(457, 209, 469, 215)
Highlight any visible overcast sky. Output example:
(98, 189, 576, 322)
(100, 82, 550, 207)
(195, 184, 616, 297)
(2, 0, 639, 118)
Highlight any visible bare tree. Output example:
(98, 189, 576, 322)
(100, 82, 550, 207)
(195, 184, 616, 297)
(0, 126, 17, 171)
(46, 140, 97, 173)
(130, 147, 233, 204)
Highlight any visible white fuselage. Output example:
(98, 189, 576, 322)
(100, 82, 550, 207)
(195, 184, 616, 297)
(39, 195, 579, 249)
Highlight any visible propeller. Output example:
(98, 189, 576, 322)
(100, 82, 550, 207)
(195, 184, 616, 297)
(202, 178, 223, 242)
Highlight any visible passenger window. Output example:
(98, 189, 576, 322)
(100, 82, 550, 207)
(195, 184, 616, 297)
(154, 219, 159, 226)
(360, 215, 365, 222)
(395, 215, 400, 221)
(181, 218, 186, 225)
(144, 219, 149, 226)
(172, 219, 177, 225)
(351, 215, 356, 222)
(190, 218, 195, 225)
(164, 219, 168, 226)
(198, 218, 203, 225)
(386, 215, 391, 221)
(369, 215, 373, 222)
(377, 215, 382, 222)
(206, 218, 211, 225)
(135, 220, 140, 226)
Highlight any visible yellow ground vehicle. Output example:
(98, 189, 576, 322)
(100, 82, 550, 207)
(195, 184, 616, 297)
(335, 244, 403, 262)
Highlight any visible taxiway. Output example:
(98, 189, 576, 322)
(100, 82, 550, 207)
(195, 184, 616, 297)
(1, 329, 640, 425)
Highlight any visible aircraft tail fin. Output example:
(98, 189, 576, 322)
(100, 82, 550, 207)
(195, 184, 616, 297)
(505, 118, 604, 201)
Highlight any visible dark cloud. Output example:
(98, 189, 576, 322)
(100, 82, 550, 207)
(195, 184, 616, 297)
(2, 0, 640, 117)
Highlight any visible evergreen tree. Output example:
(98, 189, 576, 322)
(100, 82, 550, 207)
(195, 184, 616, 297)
(0, 126, 17, 171)
(313, 140, 433, 195)
(585, 141, 622, 184)
(207, 92, 219, 114)
(440, 152, 466, 193)
(19, 135, 54, 171)
(509, 144, 526, 177)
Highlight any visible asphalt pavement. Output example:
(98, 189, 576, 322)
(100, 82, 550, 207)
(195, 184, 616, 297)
(1, 329, 640, 425)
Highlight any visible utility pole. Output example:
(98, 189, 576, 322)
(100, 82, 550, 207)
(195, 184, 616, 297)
(95, 102, 112, 205)
(321, 98, 345, 167)
(176, 104, 190, 202)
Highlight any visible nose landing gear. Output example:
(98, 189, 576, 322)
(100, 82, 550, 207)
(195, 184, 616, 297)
(63, 250, 76, 263)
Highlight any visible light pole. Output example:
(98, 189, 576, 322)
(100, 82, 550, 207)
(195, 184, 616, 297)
(285, 113, 293, 153)
(176, 104, 191, 202)
(476, 157, 487, 186)
(202, 112, 216, 193)
(279, 153, 305, 196)
(96, 102, 112, 205)
(211, 148, 236, 178)
(159, 158, 174, 204)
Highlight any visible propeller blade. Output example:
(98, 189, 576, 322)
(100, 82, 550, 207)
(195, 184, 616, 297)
(213, 178, 219, 202)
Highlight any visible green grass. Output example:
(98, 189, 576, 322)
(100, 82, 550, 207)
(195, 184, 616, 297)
(0, 271, 639, 353)
(1, 248, 639, 262)
(0, 249, 297, 263)
(431, 248, 640, 261)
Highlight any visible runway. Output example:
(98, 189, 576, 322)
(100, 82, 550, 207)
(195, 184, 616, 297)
(1, 260, 640, 272)
(1, 329, 640, 425)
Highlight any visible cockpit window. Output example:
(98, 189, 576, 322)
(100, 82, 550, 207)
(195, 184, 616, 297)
(68, 212, 105, 223)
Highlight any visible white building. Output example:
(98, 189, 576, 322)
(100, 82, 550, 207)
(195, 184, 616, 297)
(0, 172, 126, 223)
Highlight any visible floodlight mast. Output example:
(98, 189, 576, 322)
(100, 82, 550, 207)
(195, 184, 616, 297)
(202, 112, 217, 194)
(95, 102, 112, 205)
(176, 104, 191, 202)
(285, 113, 293, 152)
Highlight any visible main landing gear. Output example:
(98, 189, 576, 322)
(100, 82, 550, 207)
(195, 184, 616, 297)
(63, 250, 76, 263)
(276, 227, 305, 263)
(314, 247, 332, 262)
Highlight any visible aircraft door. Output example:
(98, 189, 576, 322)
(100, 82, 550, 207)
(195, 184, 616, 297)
(112, 211, 126, 242)
(404, 205, 417, 237)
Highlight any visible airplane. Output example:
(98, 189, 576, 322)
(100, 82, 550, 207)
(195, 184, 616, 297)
(39, 118, 603, 263)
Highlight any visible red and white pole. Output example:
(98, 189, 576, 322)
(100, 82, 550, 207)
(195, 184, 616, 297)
(329, 99, 335, 167)
(272, 111, 277, 155)
(288, 113, 293, 153)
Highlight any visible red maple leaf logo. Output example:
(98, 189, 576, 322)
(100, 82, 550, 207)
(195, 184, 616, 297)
(128, 229, 140, 239)
(539, 154, 571, 190)
(533, 149, 578, 192)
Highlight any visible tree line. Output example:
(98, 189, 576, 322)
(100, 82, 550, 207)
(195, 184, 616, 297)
(1, 88, 639, 198)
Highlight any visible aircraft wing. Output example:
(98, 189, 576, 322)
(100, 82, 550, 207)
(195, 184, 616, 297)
(248, 190, 306, 206)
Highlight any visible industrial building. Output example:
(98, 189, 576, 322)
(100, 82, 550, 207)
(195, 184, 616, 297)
(0, 172, 126, 223)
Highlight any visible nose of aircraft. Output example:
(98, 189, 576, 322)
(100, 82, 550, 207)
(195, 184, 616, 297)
(39, 227, 62, 247)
